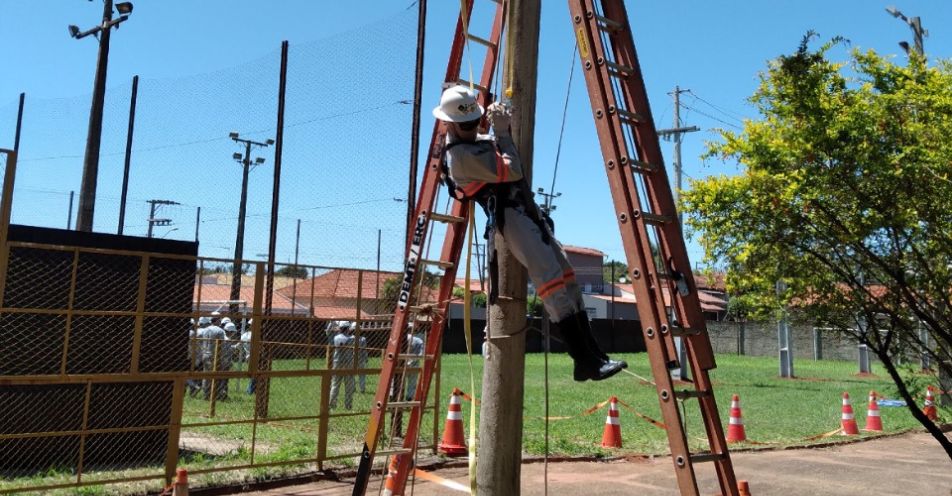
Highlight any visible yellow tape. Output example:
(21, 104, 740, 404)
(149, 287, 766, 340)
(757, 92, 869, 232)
(615, 397, 667, 430)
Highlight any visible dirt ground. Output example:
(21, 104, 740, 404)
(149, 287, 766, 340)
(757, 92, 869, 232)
(239, 432, 952, 496)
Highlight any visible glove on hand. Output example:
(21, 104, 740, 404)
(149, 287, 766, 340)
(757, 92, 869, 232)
(486, 102, 511, 134)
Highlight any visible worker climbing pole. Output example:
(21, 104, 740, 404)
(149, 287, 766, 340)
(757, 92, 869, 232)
(354, 1, 741, 495)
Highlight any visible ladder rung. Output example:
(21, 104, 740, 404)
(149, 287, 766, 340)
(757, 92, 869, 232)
(454, 79, 489, 94)
(668, 325, 701, 337)
(420, 259, 455, 270)
(595, 14, 624, 32)
(375, 448, 414, 457)
(638, 212, 674, 225)
(397, 353, 433, 361)
(606, 60, 636, 77)
(617, 108, 646, 125)
(690, 452, 727, 464)
(675, 389, 712, 400)
(631, 160, 658, 173)
(387, 401, 422, 410)
(430, 212, 466, 224)
(466, 33, 496, 49)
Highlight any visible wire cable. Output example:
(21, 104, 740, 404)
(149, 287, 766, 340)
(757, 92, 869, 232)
(547, 42, 578, 202)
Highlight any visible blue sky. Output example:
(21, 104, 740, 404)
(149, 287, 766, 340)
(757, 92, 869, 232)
(1, 1, 950, 273)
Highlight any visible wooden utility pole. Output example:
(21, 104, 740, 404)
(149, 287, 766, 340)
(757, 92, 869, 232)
(477, 1, 540, 494)
(657, 86, 698, 381)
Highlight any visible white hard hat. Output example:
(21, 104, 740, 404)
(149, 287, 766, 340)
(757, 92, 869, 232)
(211, 311, 221, 317)
(338, 320, 352, 329)
(224, 322, 237, 332)
(221, 317, 232, 325)
(432, 85, 483, 123)
(198, 316, 211, 325)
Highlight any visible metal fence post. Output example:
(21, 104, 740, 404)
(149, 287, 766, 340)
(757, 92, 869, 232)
(777, 281, 793, 378)
(165, 378, 186, 485)
(813, 327, 822, 360)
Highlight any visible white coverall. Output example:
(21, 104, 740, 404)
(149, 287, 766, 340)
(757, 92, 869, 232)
(445, 133, 584, 323)
(329, 332, 356, 409)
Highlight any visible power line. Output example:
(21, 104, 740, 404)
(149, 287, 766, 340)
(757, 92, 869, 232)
(17, 100, 411, 163)
(685, 90, 747, 123)
(678, 102, 743, 130)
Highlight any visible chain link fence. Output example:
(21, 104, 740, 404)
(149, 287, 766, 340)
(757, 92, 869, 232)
(0, 237, 442, 494)
(0, 5, 453, 493)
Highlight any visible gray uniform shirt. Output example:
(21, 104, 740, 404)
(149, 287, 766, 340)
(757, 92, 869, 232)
(200, 325, 227, 360)
(332, 333, 355, 369)
(445, 131, 523, 196)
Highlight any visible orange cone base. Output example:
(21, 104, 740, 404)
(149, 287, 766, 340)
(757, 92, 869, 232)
(864, 413, 883, 431)
(727, 424, 747, 443)
(923, 406, 938, 421)
(738, 480, 752, 496)
(601, 424, 622, 448)
(841, 420, 859, 435)
(438, 442, 468, 457)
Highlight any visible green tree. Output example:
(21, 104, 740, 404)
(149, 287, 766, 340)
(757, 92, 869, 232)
(682, 34, 952, 458)
(276, 265, 308, 279)
(602, 260, 628, 286)
(452, 286, 487, 308)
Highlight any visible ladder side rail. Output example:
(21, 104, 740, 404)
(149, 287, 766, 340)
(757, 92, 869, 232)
(403, 0, 476, 257)
(599, 0, 716, 370)
(391, 201, 469, 494)
(598, 2, 739, 493)
(354, 3, 479, 493)
(570, 2, 700, 494)
(569, 1, 678, 365)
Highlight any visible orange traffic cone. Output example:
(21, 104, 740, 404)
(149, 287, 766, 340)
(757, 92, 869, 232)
(601, 396, 622, 448)
(840, 392, 859, 435)
(738, 480, 752, 496)
(726, 394, 747, 443)
(864, 391, 882, 432)
(438, 388, 467, 456)
(923, 386, 938, 421)
(381, 456, 398, 496)
(172, 468, 189, 496)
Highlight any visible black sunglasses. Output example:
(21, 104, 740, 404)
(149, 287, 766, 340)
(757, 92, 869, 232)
(457, 119, 480, 131)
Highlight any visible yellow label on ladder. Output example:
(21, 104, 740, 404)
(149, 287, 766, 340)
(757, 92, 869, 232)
(576, 28, 590, 59)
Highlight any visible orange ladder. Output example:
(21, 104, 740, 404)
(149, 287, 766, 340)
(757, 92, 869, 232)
(569, 1, 739, 494)
(351, 1, 506, 494)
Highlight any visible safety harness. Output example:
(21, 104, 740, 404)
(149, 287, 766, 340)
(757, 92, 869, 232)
(440, 138, 552, 304)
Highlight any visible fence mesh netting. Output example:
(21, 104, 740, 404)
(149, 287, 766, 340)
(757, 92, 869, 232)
(0, 6, 457, 494)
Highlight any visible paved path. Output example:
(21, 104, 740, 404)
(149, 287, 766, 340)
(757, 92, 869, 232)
(242, 432, 952, 495)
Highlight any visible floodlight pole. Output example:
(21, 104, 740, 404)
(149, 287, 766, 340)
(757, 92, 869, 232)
(886, 7, 927, 56)
(76, 0, 114, 232)
(230, 135, 273, 315)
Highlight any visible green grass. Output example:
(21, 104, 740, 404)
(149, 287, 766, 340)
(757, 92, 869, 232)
(440, 353, 929, 455)
(1, 353, 942, 494)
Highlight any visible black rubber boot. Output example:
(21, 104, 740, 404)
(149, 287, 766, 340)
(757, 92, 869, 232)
(556, 311, 627, 382)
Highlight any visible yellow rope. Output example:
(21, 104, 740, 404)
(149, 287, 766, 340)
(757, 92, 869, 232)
(463, 201, 478, 495)
(459, 0, 475, 91)
(502, 0, 515, 100)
